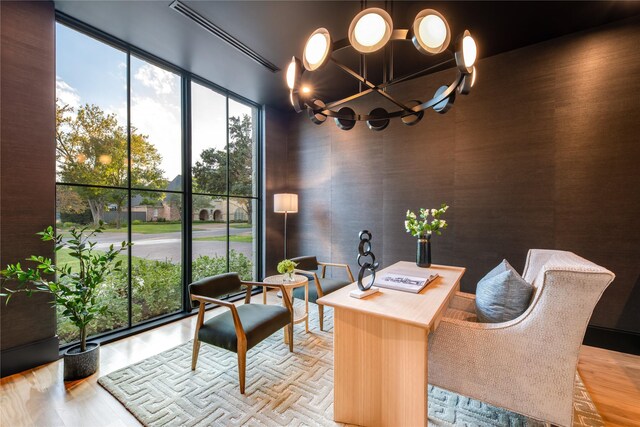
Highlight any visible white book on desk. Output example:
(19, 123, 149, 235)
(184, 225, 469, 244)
(374, 271, 440, 294)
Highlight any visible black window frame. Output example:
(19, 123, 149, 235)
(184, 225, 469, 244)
(54, 12, 264, 350)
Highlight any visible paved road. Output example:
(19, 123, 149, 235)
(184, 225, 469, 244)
(68, 223, 254, 262)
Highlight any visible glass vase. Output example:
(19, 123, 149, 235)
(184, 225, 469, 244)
(416, 235, 431, 268)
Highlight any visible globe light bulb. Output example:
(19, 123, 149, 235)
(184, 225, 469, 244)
(411, 9, 451, 55)
(455, 30, 477, 73)
(354, 13, 386, 47)
(419, 15, 447, 49)
(463, 35, 477, 68)
(349, 8, 392, 53)
(286, 59, 297, 90)
(304, 33, 328, 67)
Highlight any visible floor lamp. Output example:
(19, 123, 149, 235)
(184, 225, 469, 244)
(274, 193, 298, 260)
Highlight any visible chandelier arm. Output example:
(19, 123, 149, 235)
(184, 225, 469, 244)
(330, 56, 430, 113)
(331, 57, 373, 88)
(379, 58, 455, 89)
(371, 88, 416, 113)
(318, 109, 407, 121)
(332, 37, 352, 52)
(324, 88, 374, 110)
(312, 72, 464, 122)
(329, 59, 414, 113)
(390, 29, 410, 41)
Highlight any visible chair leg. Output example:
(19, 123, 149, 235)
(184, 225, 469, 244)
(237, 348, 246, 394)
(191, 339, 201, 371)
(318, 304, 324, 331)
(288, 323, 294, 352)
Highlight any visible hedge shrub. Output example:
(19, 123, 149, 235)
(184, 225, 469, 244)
(57, 250, 253, 344)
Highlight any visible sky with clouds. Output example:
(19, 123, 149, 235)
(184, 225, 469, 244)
(56, 23, 254, 183)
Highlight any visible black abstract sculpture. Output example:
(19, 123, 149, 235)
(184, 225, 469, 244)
(357, 230, 379, 291)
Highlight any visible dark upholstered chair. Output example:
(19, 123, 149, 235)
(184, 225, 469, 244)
(290, 256, 354, 331)
(189, 273, 293, 394)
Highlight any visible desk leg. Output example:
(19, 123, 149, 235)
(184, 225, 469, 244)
(333, 307, 428, 427)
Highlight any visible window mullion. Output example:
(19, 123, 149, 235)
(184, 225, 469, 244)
(226, 96, 231, 274)
(126, 50, 133, 329)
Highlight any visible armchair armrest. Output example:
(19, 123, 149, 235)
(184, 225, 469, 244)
(243, 280, 285, 292)
(294, 268, 320, 282)
(190, 293, 245, 338)
(318, 261, 355, 282)
(241, 280, 293, 314)
(294, 268, 324, 298)
(449, 291, 477, 313)
(191, 293, 238, 309)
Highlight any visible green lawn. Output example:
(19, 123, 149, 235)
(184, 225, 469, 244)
(230, 223, 252, 229)
(61, 222, 249, 234)
(55, 248, 130, 270)
(193, 235, 253, 243)
(103, 223, 205, 234)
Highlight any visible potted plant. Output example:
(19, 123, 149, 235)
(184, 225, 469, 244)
(405, 204, 449, 267)
(277, 259, 298, 282)
(1, 224, 129, 380)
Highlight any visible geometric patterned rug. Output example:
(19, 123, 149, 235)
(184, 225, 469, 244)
(99, 306, 604, 427)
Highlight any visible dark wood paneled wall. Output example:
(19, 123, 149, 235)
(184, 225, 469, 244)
(285, 17, 640, 335)
(1, 1, 59, 376)
(263, 107, 291, 276)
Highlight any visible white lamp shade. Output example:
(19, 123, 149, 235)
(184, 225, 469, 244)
(274, 193, 298, 213)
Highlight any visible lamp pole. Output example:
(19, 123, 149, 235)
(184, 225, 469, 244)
(283, 210, 288, 259)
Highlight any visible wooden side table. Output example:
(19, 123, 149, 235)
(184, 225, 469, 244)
(262, 274, 309, 344)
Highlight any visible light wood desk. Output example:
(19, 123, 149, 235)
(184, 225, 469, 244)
(317, 261, 465, 427)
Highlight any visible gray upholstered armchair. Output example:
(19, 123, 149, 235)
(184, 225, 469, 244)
(290, 255, 355, 331)
(428, 249, 615, 426)
(189, 273, 293, 394)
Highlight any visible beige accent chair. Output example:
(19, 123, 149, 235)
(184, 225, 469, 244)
(428, 249, 615, 427)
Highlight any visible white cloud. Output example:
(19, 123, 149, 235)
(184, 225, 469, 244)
(130, 95, 182, 180)
(134, 64, 176, 95)
(56, 76, 80, 110)
(191, 82, 227, 162)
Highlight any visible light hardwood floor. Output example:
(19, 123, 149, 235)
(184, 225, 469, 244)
(1, 291, 639, 427)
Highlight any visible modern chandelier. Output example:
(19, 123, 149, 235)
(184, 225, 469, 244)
(286, 6, 478, 131)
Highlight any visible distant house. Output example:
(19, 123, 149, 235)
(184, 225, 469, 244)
(194, 199, 248, 223)
(131, 203, 181, 222)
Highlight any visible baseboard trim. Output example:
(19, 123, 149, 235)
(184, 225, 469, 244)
(583, 325, 640, 355)
(1, 336, 60, 377)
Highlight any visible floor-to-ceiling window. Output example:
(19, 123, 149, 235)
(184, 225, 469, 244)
(191, 83, 259, 283)
(55, 21, 261, 346)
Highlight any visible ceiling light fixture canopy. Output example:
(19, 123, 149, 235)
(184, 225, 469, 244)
(285, 5, 479, 131)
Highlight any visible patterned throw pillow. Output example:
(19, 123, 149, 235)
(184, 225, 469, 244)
(475, 259, 533, 323)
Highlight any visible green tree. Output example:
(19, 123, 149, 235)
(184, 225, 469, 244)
(56, 102, 167, 227)
(192, 114, 254, 222)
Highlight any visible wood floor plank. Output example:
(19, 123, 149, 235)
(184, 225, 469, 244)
(578, 345, 640, 427)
